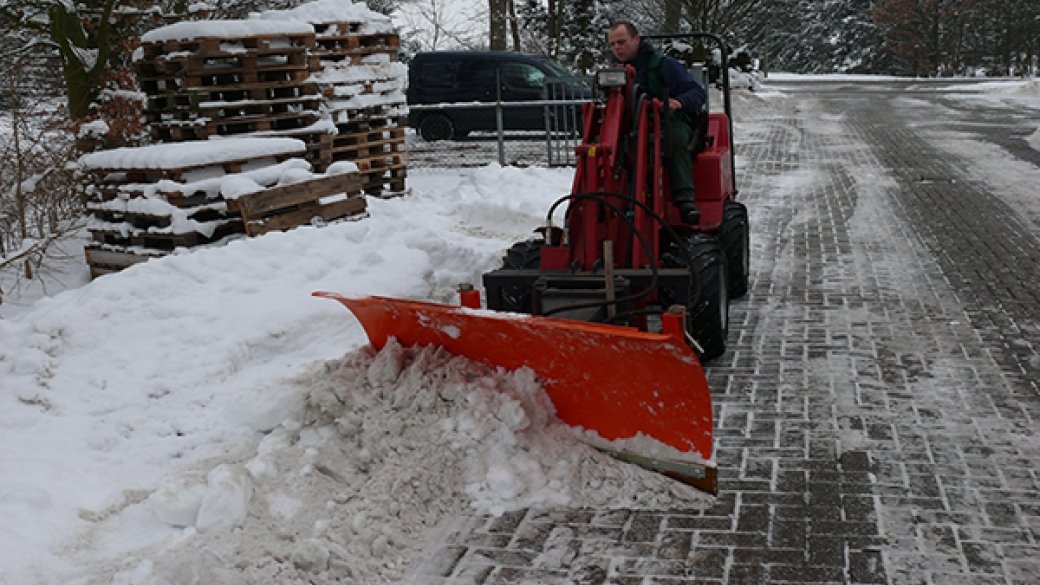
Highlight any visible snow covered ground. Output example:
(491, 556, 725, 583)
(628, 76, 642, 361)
(0, 165, 709, 585)
(1, 76, 1039, 585)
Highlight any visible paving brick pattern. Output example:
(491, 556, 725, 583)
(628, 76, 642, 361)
(405, 81, 1040, 584)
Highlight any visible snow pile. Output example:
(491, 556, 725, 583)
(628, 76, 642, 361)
(99, 339, 708, 585)
(251, 0, 395, 34)
(728, 68, 762, 91)
(0, 165, 579, 583)
(1030, 127, 1040, 152)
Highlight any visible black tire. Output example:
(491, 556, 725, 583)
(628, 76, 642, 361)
(497, 239, 542, 313)
(662, 232, 729, 361)
(419, 114, 454, 141)
(718, 199, 749, 299)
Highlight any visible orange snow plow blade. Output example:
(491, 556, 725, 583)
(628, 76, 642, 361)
(315, 292, 717, 494)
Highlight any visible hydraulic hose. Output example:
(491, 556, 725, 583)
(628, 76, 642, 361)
(541, 191, 702, 322)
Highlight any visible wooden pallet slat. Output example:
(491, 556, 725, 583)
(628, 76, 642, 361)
(244, 195, 366, 236)
(85, 246, 157, 278)
(332, 126, 405, 147)
(152, 111, 320, 140)
(351, 153, 406, 173)
(226, 172, 363, 218)
(332, 114, 407, 135)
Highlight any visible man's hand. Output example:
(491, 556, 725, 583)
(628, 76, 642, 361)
(668, 98, 683, 112)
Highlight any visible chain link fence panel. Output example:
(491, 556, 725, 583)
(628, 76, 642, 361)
(407, 77, 591, 169)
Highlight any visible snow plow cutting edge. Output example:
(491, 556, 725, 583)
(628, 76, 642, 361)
(314, 292, 717, 494)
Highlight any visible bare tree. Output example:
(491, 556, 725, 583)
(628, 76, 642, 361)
(0, 51, 85, 302)
(397, 0, 487, 50)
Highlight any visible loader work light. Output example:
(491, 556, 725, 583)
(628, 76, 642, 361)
(596, 67, 627, 88)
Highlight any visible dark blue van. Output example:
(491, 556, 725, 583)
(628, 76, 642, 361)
(407, 51, 590, 141)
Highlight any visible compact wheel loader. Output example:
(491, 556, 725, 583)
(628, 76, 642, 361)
(318, 33, 747, 495)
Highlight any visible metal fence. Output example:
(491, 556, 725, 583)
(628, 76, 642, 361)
(406, 77, 591, 169)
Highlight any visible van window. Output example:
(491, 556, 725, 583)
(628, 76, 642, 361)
(502, 62, 547, 90)
(420, 61, 459, 89)
(458, 61, 498, 88)
(538, 59, 575, 79)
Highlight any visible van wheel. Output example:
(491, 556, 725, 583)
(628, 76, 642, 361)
(419, 115, 454, 141)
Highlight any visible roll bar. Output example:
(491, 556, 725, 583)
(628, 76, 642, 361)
(644, 32, 737, 197)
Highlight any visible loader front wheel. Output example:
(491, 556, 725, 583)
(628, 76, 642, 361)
(497, 239, 542, 313)
(663, 233, 729, 361)
(718, 199, 749, 299)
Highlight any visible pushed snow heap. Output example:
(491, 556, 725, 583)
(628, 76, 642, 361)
(124, 340, 710, 585)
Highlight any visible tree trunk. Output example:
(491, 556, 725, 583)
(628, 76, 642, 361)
(49, 0, 117, 120)
(508, 0, 521, 51)
(546, 0, 561, 58)
(488, 0, 508, 50)
(663, 0, 682, 33)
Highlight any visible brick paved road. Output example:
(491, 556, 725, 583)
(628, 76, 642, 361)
(406, 80, 1040, 585)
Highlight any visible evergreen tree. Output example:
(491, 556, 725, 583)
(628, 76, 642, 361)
(558, 0, 614, 73)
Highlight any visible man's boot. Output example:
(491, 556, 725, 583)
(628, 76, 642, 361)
(673, 189, 701, 224)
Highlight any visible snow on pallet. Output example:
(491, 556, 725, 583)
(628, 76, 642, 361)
(80, 137, 308, 173)
(138, 34, 317, 61)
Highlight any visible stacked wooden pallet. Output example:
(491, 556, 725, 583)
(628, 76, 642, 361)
(135, 21, 331, 166)
(312, 22, 401, 64)
(80, 138, 365, 277)
(81, 5, 409, 276)
(134, 11, 408, 192)
(308, 22, 407, 194)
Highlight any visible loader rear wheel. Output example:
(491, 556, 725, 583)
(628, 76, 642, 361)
(663, 233, 729, 361)
(497, 239, 542, 313)
(718, 199, 749, 299)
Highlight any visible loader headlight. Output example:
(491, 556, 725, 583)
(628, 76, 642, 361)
(596, 68, 627, 89)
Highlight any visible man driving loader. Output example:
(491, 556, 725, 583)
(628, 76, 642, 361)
(607, 21, 708, 224)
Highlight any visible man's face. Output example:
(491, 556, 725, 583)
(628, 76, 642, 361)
(608, 27, 640, 63)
